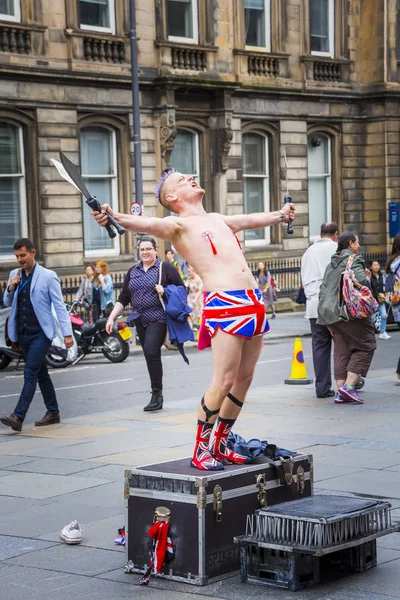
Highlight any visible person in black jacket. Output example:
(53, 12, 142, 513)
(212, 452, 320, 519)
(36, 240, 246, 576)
(370, 260, 390, 340)
(106, 236, 184, 412)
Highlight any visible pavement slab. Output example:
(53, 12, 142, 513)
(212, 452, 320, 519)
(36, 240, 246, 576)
(0, 565, 220, 600)
(0, 472, 111, 500)
(5, 543, 125, 576)
(0, 424, 128, 440)
(0, 497, 124, 538)
(2, 458, 108, 476)
(0, 456, 37, 468)
(341, 559, 400, 597)
(38, 514, 125, 551)
(317, 469, 400, 499)
(0, 535, 58, 561)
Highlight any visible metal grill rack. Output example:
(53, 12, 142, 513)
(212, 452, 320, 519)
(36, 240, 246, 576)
(246, 496, 393, 551)
(235, 495, 400, 591)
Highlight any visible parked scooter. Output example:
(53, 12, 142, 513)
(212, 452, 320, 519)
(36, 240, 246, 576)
(0, 305, 13, 370)
(45, 301, 131, 368)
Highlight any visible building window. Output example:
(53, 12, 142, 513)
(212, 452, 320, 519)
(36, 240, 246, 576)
(243, 132, 270, 245)
(167, 0, 198, 43)
(0, 0, 20, 22)
(80, 126, 119, 255)
(170, 128, 200, 182)
(0, 122, 27, 259)
(79, 0, 115, 33)
(310, 0, 334, 57)
(308, 134, 332, 240)
(244, 0, 270, 50)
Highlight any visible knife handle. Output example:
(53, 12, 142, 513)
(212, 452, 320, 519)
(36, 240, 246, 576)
(87, 196, 125, 237)
(283, 194, 294, 235)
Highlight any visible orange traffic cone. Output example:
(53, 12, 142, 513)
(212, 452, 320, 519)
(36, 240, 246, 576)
(285, 337, 313, 385)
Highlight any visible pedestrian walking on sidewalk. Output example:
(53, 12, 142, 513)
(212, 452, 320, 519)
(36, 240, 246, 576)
(385, 233, 400, 385)
(318, 231, 376, 405)
(106, 236, 184, 412)
(75, 263, 95, 305)
(370, 260, 390, 340)
(186, 265, 204, 330)
(1, 239, 73, 432)
(92, 260, 114, 321)
(301, 222, 338, 398)
(256, 262, 276, 319)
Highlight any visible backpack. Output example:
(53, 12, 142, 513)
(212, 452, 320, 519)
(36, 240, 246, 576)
(384, 266, 400, 306)
(338, 254, 378, 319)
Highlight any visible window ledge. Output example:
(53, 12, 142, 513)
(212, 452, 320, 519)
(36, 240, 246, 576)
(156, 40, 217, 52)
(66, 29, 127, 64)
(0, 22, 47, 55)
(234, 49, 290, 59)
(0, 21, 47, 32)
(233, 49, 289, 78)
(301, 56, 352, 83)
(65, 28, 126, 43)
(156, 41, 218, 73)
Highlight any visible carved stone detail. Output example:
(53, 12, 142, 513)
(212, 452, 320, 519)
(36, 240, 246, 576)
(160, 112, 177, 168)
(217, 117, 233, 172)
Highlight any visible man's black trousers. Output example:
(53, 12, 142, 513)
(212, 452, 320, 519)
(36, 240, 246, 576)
(309, 318, 332, 397)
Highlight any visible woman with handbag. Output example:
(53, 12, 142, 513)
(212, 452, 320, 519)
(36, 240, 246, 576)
(370, 260, 390, 340)
(318, 231, 377, 405)
(106, 236, 184, 412)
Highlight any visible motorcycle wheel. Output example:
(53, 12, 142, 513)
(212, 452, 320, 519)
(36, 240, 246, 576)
(45, 352, 70, 369)
(102, 333, 130, 363)
(0, 352, 12, 370)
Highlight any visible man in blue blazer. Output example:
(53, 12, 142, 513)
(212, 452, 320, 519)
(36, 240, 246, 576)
(1, 239, 73, 432)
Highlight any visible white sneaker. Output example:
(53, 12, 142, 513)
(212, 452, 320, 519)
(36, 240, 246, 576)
(379, 332, 391, 340)
(60, 520, 83, 544)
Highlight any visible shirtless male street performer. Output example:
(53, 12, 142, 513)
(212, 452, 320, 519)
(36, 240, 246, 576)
(93, 170, 295, 471)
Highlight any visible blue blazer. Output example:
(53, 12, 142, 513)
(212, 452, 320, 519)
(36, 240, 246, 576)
(3, 264, 72, 343)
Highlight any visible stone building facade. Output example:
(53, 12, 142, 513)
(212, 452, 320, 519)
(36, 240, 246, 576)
(0, 0, 399, 279)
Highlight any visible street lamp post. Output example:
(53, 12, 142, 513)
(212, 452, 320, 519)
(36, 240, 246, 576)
(129, 0, 143, 206)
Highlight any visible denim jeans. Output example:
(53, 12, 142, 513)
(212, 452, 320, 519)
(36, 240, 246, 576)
(378, 303, 387, 334)
(14, 330, 59, 421)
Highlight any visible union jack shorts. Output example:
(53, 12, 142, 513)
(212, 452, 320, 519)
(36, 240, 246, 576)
(203, 289, 270, 340)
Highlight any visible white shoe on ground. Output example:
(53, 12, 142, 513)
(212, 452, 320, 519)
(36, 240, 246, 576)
(379, 332, 391, 340)
(60, 520, 83, 544)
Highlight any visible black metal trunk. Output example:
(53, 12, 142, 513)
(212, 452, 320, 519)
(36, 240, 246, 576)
(125, 453, 313, 585)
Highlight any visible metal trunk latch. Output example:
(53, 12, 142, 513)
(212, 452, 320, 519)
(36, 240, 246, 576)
(296, 466, 305, 495)
(195, 478, 207, 510)
(279, 457, 294, 486)
(213, 485, 223, 522)
(124, 469, 131, 500)
(256, 473, 267, 507)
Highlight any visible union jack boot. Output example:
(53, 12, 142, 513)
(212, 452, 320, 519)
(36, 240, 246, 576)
(190, 420, 224, 471)
(209, 417, 250, 465)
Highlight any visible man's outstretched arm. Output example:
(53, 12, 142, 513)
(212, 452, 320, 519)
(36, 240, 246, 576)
(91, 204, 181, 241)
(222, 203, 295, 233)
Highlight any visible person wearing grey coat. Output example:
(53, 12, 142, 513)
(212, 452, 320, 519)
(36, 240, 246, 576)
(318, 231, 376, 405)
